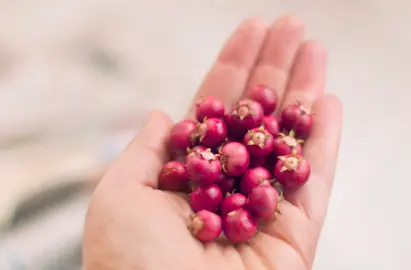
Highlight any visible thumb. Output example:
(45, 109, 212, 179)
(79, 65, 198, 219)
(103, 110, 174, 188)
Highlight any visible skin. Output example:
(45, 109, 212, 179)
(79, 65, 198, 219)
(83, 15, 343, 270)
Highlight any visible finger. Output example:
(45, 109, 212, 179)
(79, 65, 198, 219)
(102, 110, 173, 188)
(279, 40, 327, 114)
(258, 198, 326, 267)
(286, 95, 343, 228)
(237, 244, 268, 270)
(187, 17, 268, 119)
(245, 15, 305, 111)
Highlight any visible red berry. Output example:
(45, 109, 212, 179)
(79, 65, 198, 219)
(186, 148, 221, 185)
(158, 161, 189, 191)
(195, 96, 225, 122)
(225, 114, 247, 140)
(240, 166, 272, 195)
(169, 120, 198, 155)
(190, 184, 223, 212)
(220, 193, 247, 217)
(216, 174, 237, 194)
(248, 85, 278, 115)
(197, 118, 227, 148)
(273, 130, 303, 157)
(189, 210, 222, 242)
(185, 145, 207, 164)
(246, 185, 279, 220)
(243, 126, 274, 157)
(226, 99, 264, 133)
(219, 142, 250, 177)
(274, 153, 311, 190)
(280, 101, 313, 138)
(223, 208, 257, 243)
(263, 115, 280, 136)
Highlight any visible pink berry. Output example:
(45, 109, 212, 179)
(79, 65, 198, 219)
(158, 161, 189, 191)
(273, 130, 303, 157)
(216, 174, 237, 194)
(219, 142, 250, 177)
(226, 99, 264, 133)
(225, 113, 247, 140)
(248, 85, 278, 115)
(280, 101, 313, 138)
(220, 193, 247, 217)
(223, 208, 257, 243)
(186, 148, 221, 185)
(195, 96, 225, 122)
(189, 210, 222, 242)
(274, 153, 311, 190)
(169, 120, 198, 155)
(198, 118, 227, 148)
(240, 166, 272, 195)
(243, 126, 274, 157)
(185, 145, 207, 164)
(263, 115, 280, 136)
(246, 185, 279, 220)
(190, 184, 223, 212)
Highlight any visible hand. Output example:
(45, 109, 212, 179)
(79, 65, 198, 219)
(83, 15, 343, 270)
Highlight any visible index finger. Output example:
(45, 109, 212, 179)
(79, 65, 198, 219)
(186, 17, 268, 119)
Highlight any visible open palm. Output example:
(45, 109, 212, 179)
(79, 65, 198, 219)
(83, 16, 343, 270)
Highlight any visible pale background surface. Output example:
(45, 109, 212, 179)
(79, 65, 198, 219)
(0, 0, 410, 269)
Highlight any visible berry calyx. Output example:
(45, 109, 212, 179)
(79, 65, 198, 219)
(248, 129, 269, 147)
(273, 130, 303, 157)
(186, 148, 221, 185)
(244, 126, 274, 157)
(281, 156, 299, 171)
(184, 145, 207, 167)
(227, 99, 264, 131)
(186, 145, 207, 156)
(234, 105, 250, 120)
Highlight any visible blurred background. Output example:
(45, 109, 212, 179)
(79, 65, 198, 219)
(0, 0, 410, 269)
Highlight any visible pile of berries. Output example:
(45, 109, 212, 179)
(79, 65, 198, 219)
(158, 85, 312, 243)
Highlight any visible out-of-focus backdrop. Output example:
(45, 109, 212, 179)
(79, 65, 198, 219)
(0, 0, 410, 269)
